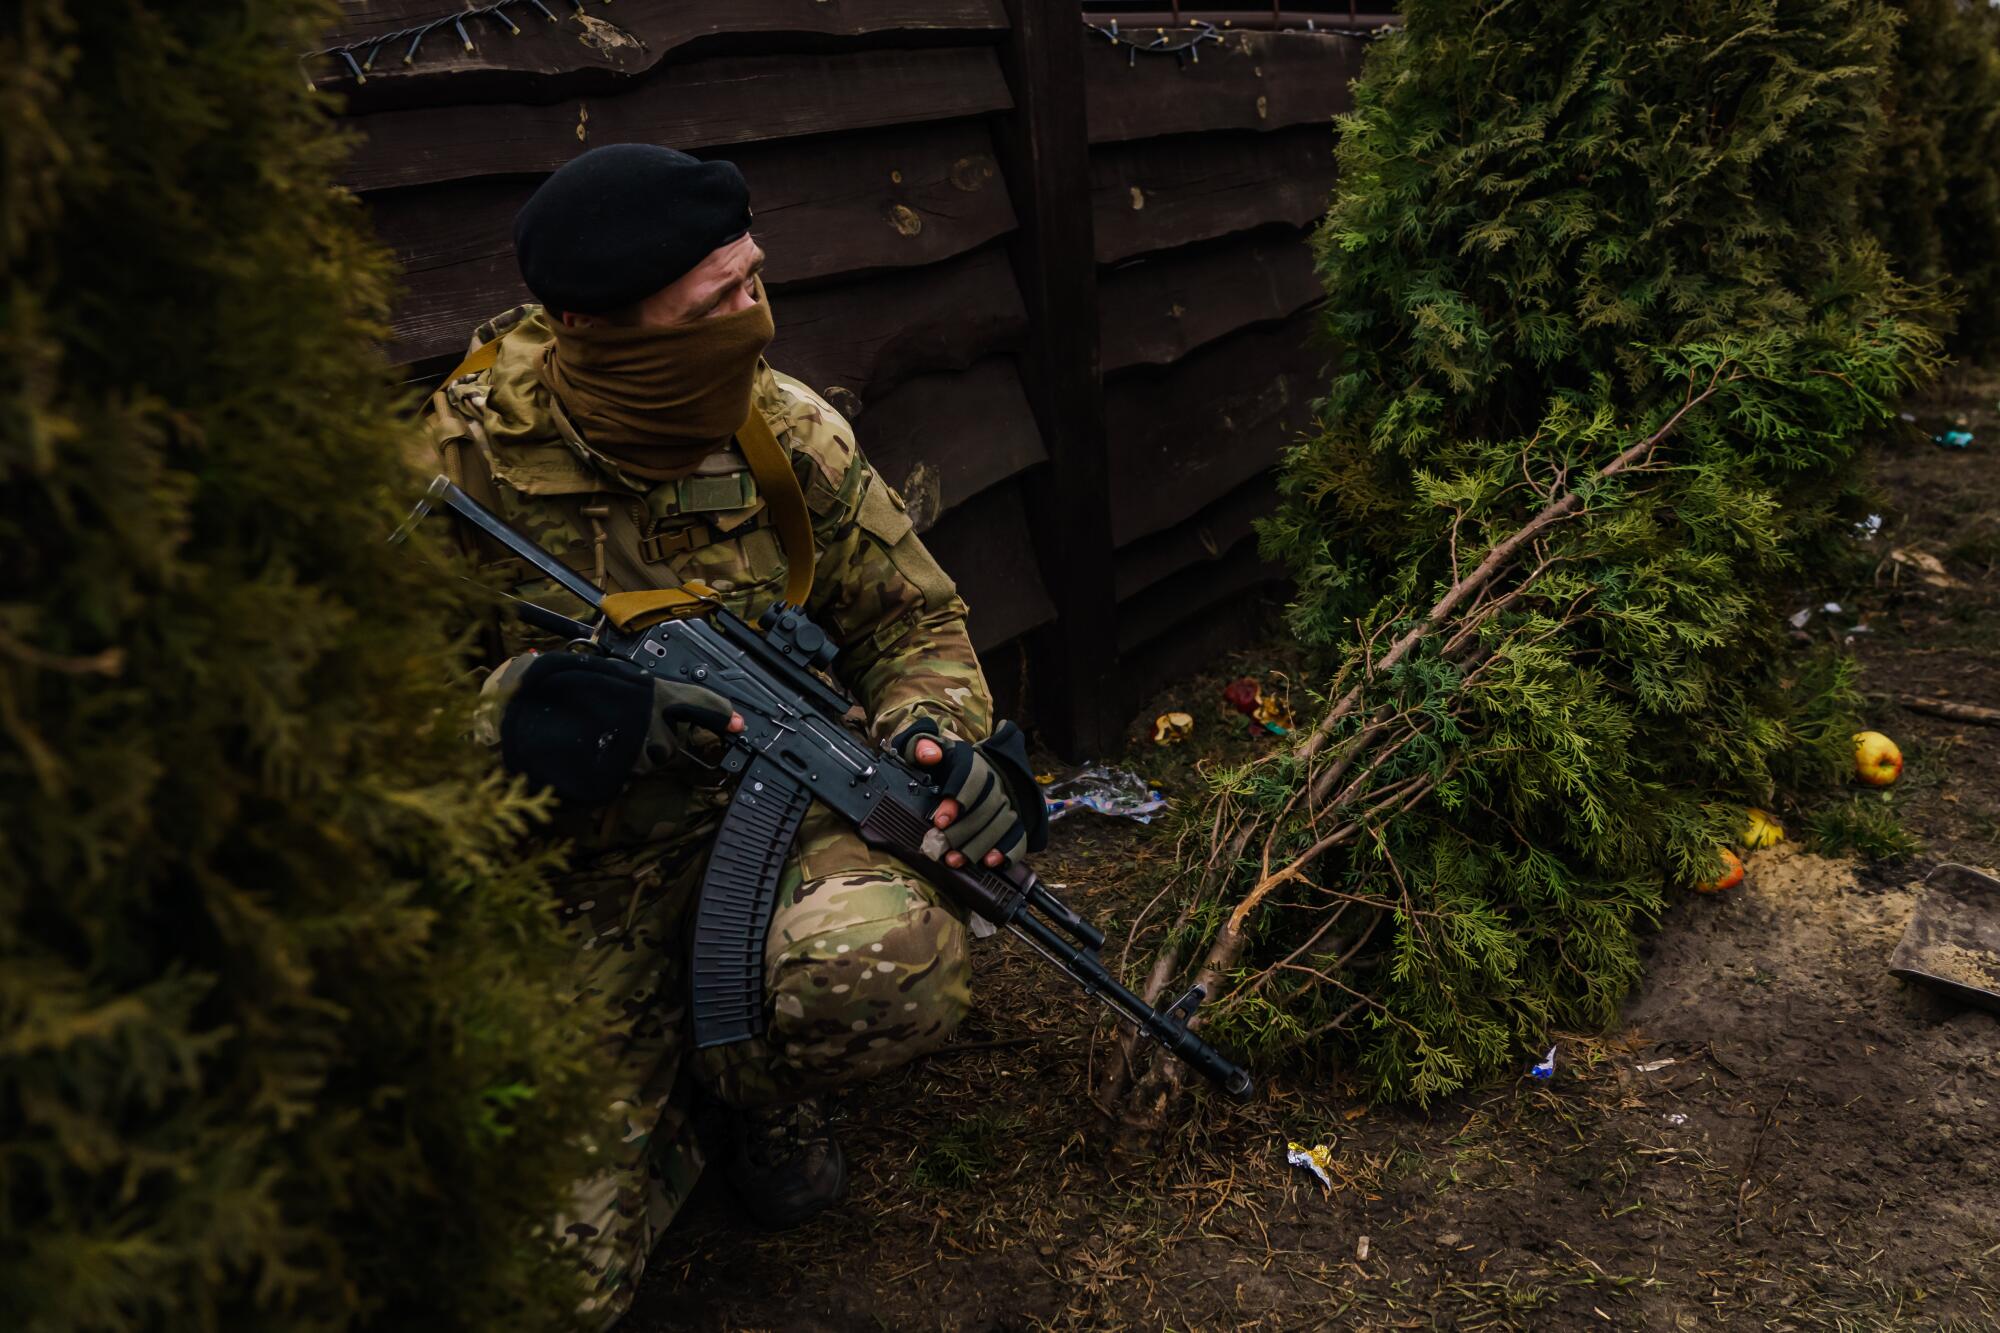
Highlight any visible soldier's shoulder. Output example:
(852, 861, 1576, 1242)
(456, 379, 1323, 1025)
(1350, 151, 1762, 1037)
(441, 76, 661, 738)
(429, 304, 555, 416)
(481, 306, 558, 406)
(759, 366, 867, 517)
(761, 367, 855, 439)
(430, 306, 610, 499)
(468, 303, 544, 357)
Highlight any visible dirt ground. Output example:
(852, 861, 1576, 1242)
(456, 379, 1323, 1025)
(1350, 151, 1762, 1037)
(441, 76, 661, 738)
(634, 378, 2000, 1331)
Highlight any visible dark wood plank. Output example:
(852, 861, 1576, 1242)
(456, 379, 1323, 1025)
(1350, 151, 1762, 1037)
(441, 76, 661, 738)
(1099, 228, 1319, 372)
(995, 0, 1120, 756)
(1113, 473, 1278, 601)
(768, 243, 1029, 403)
(386, 249, 527, 367)
(1088, 10, 1400, 33)
(388, 234, 1027, 381)
(337, 47, 1013, 193)
(857, 358, 1047, 533)
(1084, 28, 1365, 143)
(978, 636, 1030, 726)
(1116, 536, 1283, 657)
(331, 0, 1003, 35)
(318, 2, 1010, 110)
(1105, 309, 1324, 547)
(920, 482, 1057, 652)
(1091, 126, 1337, 263)
(371, 120, 1018, 364)
(1115, 572, 1288, 725)
(373, 121, 1013, 279)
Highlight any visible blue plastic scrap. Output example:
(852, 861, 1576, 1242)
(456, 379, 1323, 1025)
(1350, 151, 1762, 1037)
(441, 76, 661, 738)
(1528, 1045, 1558, 1081)
(1934, 430, 1974, 449)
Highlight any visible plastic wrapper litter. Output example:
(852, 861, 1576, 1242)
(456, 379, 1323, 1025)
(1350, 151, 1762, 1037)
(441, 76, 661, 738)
(1042, 766, 1167, 824)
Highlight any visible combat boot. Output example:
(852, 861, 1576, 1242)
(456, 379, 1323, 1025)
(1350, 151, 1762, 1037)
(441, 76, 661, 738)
(723, 1097, 846, 1229)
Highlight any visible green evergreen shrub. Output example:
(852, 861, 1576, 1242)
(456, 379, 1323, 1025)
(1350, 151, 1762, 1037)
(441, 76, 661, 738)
(1110, 0, 1940, 1111)
(1, 3, 609, 1327)
(1868, 0, 2000, 360)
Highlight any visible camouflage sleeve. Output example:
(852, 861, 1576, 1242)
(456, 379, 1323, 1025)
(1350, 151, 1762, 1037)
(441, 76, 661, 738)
(471, 652, 540, 749)
(808, 462, 994, 745)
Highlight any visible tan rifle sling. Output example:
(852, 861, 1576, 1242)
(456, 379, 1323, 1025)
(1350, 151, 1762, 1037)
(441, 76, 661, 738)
(732, 407, 817, 608)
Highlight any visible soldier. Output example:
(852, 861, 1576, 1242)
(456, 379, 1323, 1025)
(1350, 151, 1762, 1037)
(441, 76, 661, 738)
(414, 144, 1046, 1325)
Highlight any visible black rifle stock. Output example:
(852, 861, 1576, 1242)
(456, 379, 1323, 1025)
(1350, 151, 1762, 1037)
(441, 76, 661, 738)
(407, 475, 1253, 1099)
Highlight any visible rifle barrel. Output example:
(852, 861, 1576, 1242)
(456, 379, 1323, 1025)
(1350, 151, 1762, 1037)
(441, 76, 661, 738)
(425, 475, 606, 612)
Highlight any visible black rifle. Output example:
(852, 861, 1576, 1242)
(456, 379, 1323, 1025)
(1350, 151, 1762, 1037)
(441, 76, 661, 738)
(406, 475, 1253, 1098)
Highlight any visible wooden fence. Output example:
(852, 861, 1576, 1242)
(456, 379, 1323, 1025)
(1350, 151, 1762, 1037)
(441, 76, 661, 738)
(319, 0, 1390, 753)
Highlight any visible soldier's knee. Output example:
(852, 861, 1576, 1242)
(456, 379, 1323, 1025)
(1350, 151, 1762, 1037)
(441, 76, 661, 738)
(767, 880, 970, 1080)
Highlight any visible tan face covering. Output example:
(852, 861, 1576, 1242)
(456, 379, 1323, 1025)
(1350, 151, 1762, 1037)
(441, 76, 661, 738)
(542, 278, 776, 480)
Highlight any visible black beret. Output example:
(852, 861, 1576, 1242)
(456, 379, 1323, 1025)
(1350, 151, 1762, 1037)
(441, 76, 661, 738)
(512, 144, 752, 315)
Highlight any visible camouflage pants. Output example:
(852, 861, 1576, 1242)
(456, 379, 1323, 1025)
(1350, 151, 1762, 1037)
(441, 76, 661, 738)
(556, 803, 971, 1328)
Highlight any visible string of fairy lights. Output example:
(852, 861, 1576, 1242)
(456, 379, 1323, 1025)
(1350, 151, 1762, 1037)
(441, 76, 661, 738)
(1086, 19, 1229, 67)
(304, 0, 609, 84)
(302, 3, 1373, 86)
(1084, 16, 1376, 68)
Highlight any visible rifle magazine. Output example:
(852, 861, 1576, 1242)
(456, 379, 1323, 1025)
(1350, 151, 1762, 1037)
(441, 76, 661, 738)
(689, 757, 813, 1048)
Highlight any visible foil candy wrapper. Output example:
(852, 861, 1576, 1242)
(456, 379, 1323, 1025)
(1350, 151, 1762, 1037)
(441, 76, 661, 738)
(1285, 1139, 1336, 1190)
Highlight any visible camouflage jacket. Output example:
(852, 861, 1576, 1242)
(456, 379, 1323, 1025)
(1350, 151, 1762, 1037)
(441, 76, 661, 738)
(416, 305, 994, 856)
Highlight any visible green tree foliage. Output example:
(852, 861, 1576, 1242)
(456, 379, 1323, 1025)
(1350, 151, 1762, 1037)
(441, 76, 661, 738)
(1, 3, 609, 1327)
(1868, 0, 2000, 360)
(1159, 0, 1939, 1104)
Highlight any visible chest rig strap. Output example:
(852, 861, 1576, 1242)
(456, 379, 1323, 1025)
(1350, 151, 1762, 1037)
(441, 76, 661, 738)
(735, 408, 816, 607)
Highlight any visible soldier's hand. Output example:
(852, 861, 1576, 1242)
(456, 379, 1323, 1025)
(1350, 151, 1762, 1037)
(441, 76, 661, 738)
(892, 719, 1049, 870)
(486, 652, 744, 804)
(636, 678, 743, 773)
(910, 734, 998, 868)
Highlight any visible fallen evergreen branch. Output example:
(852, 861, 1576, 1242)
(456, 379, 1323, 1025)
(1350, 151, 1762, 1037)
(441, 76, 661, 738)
(1103, 355, 1749, 1122)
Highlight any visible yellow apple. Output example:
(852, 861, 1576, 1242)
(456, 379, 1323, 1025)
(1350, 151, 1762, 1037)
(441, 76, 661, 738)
(1695, 846, 1745, 894)
(1743, 807, 1785, 849)
(1852, 731, 1903, 786)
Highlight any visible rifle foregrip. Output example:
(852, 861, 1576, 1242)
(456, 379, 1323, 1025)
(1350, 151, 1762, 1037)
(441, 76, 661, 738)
(689, 758, 813, 1049)
(855, 796, 1036, 927)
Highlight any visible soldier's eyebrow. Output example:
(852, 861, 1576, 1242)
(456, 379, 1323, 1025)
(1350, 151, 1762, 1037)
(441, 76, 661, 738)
(696, 250, 764, 317)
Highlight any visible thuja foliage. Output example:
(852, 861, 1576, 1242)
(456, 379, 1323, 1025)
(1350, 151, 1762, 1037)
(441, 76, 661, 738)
(1194, 0, 1938, 1103)
(1, 3, 609, 1328)
(1867, 0, 2000, 360)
